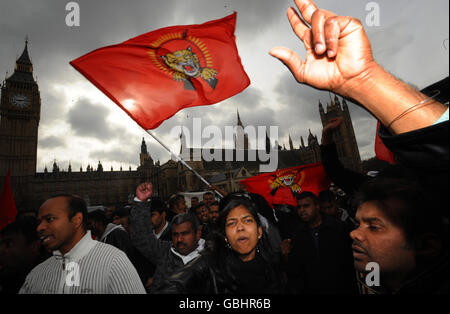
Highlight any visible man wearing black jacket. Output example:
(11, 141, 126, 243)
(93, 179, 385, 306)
(285, 191, 358, 294)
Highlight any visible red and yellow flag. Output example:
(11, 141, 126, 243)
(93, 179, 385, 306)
(240, 163, 331, 207)
(70, 12, 250, 130)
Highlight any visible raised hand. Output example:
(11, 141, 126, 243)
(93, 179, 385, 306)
(323, 117, 343, 134)
(270, 0, 377, 98)
(136, 182, 153, 202)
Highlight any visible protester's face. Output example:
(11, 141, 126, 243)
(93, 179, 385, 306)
(86, 219, 102, 239)
(350, 201, 415, 276)
(320, 201, 338, 217)
(36, 197, 83, 254)
(151, 211, 165, 229)
(203, 194, 214, 206)
(191, 198, 199, 208)
(225, 205, 262, 262)
(105, 207, 115, 219)
(208, 205, 220, 223)
(195, 206, 209, 224)
(113, 216, 130, 232)
(177, 198, 187, 213)
(297, 197, 320, 223)
(0, 233, 36, 279)
(172, 222, 199, 255)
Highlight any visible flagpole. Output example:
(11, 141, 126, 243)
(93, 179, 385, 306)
(145, 130, 223, 199)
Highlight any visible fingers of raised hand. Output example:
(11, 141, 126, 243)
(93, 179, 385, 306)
(294, 0, 318, 25)
(287, 7, 310, 45)
(269, 47, 305, 83)
(311, 10, 340, 57)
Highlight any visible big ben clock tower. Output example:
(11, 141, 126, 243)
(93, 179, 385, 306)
(0, 40, 41, 206)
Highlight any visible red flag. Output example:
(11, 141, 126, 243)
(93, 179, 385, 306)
(374, 121, 395, 164)
(240, 163, 331, 208)
(70, 12, 250, 130)
(0, 171, 17, 230)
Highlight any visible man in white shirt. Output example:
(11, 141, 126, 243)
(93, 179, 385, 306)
(19, 194, 146, 294)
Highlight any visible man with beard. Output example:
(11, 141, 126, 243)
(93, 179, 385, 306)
(129, 182, 205, 293)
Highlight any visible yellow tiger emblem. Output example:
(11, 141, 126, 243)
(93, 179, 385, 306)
(162, 47, 218, 90)
(269, 171, 306, 195)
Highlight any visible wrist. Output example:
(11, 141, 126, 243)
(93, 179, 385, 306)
(338, 61, 384, 101)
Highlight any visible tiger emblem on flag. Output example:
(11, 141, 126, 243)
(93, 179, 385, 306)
(162, 47, 218, 90)
(269, 170, 306, 196)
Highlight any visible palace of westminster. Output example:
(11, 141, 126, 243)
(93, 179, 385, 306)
(0, 42, 362, 211)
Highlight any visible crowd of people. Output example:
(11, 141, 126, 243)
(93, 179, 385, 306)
(0, 0, 448, 295)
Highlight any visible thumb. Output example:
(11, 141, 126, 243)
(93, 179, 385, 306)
(269, 47, 305, 84)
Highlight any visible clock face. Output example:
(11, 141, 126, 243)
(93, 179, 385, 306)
(10, 93, 30, 108)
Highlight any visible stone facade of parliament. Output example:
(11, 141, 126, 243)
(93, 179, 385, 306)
(0, 43, 362, 211)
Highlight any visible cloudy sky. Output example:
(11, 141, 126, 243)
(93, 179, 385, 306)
(0, 0, 448, 172)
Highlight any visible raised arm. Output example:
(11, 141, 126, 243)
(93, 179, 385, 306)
(270, 0, 447, 135)
(128, 182, 171, 265)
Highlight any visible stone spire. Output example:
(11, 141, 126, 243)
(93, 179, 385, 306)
(288, 134, 294, 150)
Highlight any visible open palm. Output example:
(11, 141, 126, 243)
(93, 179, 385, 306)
(270, 0, 376, 97)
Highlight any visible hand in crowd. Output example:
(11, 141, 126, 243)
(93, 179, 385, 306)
(269, 0, 375, 98)
(321, 117, 343, 145)
(280, 238, 293, 256)
(136, 182, 153, 202)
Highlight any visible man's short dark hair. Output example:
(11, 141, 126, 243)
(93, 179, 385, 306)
(171, 213, 199, 233)
(318, 190, 337, 204)
(353, 177, 445, 244)
(0, 216, 40, 243)
(296, 191, 319, 204)
(203, 192, 214, 198)
(191, 202, 208, 213)
(87, 210, 108, 226)
(191, 196, 199, 201)
(150, 199, 166, 214)
(48, 194, 88, 229)
(168, 195, 185, 210)
(112, 206, 131, 218)
(209, 201, 219, 207)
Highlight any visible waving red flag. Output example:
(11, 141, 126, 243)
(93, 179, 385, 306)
(70, 12, 250, 130)
(0, 171, 17, 230)
(240, 163, 331, 208)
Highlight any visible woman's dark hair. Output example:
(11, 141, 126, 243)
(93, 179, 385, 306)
(204, 194, 278, 291)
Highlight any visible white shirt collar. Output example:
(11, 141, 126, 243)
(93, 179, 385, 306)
(153, 221, 169, 239)
(53, 230, 98, 262)
(170, 238, 205, 265)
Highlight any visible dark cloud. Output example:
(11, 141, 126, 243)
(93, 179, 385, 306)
(67, 98, 115, 139)
(39, 88, 68, 125)
(39, 135, 66, 149)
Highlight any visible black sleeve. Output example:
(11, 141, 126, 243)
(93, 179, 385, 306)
(378, 121, 449, 172)
(320, 143, 367, 196)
